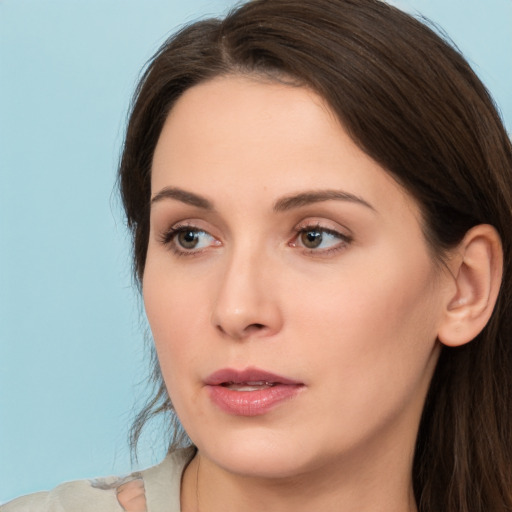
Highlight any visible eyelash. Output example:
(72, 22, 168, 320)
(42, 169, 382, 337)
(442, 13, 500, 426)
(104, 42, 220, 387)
(159, 223, 352, 257)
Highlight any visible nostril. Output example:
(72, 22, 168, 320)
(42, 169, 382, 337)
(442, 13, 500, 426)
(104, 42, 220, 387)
(246, 323, 266, 332)
(215, 322, 266, 338)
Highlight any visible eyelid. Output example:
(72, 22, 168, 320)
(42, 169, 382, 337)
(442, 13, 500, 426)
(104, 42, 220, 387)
(156, 217, 217, 241)
(294, 218, 352, 238)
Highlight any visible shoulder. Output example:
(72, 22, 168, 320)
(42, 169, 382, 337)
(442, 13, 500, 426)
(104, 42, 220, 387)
(1, 478, 124, 512)
(2, 447, 195, 512)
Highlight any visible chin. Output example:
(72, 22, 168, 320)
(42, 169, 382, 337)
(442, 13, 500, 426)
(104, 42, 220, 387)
(193, 428, 322, 479)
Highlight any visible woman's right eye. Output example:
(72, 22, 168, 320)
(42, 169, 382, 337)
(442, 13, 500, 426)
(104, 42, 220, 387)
(161, 226, 219, 255)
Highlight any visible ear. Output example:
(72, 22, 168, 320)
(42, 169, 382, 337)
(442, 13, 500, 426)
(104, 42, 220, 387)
(437, 224, 503, 347)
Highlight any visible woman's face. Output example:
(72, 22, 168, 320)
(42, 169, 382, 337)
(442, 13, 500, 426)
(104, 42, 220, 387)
(144, 75, 450, 479)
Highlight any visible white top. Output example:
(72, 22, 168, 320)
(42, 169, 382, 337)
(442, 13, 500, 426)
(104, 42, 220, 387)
(2, 447, 195, 512)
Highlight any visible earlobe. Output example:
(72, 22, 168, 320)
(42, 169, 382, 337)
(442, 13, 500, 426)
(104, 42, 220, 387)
(437, 224, 503, 347)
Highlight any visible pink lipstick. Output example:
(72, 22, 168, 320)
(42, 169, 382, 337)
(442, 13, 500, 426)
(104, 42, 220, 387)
(204, 367, 304, 416)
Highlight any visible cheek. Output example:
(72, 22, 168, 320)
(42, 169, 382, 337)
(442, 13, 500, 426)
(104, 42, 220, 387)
(143, 278, 203, 425)
(144, 264, 188, 352)
(142, 256, 216, 399)
(282, 261, 441, 452)
(286, 249, 441, 394)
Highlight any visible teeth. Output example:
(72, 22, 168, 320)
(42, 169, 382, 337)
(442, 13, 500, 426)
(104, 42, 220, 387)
(223, 381, 275, 391)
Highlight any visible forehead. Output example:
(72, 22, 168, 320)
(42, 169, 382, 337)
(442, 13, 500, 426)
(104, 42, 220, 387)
(151, 75, 418, 220)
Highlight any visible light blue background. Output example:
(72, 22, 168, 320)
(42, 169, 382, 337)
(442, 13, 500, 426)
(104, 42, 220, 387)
(1, 0, 510, 504)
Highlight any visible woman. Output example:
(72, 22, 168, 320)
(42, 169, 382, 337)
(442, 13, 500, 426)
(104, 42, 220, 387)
(5, 0, 511, 511)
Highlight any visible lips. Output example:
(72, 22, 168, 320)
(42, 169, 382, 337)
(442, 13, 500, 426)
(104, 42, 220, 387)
(204, 367, 304, 416)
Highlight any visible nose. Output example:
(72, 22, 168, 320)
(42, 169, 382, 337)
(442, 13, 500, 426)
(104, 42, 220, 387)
(211, 248, 283, 341)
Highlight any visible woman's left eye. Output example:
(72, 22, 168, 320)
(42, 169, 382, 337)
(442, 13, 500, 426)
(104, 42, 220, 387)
(291, 226, 351, 253)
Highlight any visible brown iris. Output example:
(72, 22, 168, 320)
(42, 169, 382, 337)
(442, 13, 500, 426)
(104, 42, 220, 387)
(177, 229, 200, 249)
(301, 230, 323, 248)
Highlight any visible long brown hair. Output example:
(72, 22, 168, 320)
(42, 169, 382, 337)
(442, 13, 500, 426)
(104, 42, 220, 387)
(119, 1, 512, 510)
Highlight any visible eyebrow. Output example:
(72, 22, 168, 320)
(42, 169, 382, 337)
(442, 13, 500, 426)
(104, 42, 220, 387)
(151, 187, 214, 210)
(150, 186, 375, 213)
(273, 189, 376, 212)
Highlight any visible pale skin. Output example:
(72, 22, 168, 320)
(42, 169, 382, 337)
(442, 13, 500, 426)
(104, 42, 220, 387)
(130, 75, 503, 512)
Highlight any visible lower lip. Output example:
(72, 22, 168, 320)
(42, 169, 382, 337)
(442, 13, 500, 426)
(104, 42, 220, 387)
(206, 384, 303, 416)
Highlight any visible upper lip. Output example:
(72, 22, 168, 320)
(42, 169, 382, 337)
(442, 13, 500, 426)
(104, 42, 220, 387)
(204, 367, 303, 386)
